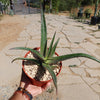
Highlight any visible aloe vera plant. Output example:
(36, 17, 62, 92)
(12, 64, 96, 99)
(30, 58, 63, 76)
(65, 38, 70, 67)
(11, 2, 100, 92)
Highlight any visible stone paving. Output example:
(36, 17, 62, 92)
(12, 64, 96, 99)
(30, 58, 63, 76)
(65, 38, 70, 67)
(0, 14, 100, 100)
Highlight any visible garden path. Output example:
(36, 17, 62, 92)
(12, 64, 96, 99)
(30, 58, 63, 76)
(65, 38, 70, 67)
(0, 14, 100, 100)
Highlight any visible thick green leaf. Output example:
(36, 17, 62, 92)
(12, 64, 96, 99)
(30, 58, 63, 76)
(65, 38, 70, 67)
(49, 38, 60, 58)
(46, 53, 100, 64)
(49, 39, 59, 57)
(10, 47, 44, 60)
(12, 57, 40, 65)
(42, 63, 57, 92)
(43, 40, 47, 57)
(40, 5, 47, 56)
(47, 32, 56, 58)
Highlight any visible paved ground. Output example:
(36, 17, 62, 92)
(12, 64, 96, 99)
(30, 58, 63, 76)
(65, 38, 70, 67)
(0, 14, 100, 100)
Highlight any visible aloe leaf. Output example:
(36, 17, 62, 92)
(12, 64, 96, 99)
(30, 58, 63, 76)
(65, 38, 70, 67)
(10, 47, 44, 60)
(43, 40, 47, 57)
(40, 5, 47, 56)
(47, 32, 56, 58)
(42, 63, 57, 92)
(12, 57, 40, 65)
(50, 65, 57, 69)
(47, 53, 100, 64)
(49, 38, 60, 58)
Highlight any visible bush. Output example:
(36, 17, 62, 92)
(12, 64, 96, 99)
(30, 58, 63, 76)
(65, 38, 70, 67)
(81, 0, 94, 6)
(27, 3, 40, 8)
(52, 0, 60, 13)
(45, 5, 50, 13)
(0, 0, 9, 10)
(59, 0, 82, 12)
(59, 0, 67, 11)
(84, 8, 92, 14)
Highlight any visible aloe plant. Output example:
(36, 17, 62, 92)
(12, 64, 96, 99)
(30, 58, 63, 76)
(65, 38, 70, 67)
(11, 2, 100, 92)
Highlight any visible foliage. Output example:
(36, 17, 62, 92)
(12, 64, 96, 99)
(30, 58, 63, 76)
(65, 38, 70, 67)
(52, 0, 60, 13)
(81, 0, 94, 6)
(58, 0, 67, 11)
(45, 5, 50, 13)
(84, 8, 92, 13)
(11, 1, 100, 92)
(0, 0, 9, 10)
(59, 0, 83, 12)
(70, 11, 78, 19)
(26, 0, 40, 8)
(27, 3, 40, 8)
(58, 0, 99, 12)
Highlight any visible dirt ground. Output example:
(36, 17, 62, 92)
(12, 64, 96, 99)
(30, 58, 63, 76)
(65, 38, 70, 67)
(0, 15, 28, 51)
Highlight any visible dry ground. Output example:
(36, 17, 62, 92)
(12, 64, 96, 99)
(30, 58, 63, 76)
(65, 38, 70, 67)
(0, 15, 29, 51)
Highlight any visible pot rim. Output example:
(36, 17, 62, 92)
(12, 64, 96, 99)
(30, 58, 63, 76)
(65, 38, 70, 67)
(22, 47, 62, 83)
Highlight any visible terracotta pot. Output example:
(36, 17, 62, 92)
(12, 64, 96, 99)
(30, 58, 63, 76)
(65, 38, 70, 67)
(22, 47, 62, 87)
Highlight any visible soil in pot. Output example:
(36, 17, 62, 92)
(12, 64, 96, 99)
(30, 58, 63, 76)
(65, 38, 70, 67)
(23, 51, 61, 82)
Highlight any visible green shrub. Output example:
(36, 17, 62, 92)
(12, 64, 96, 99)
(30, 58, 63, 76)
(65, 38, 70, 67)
(59, 0, 67, 11)
(0, 0, 9, 10)
(28, 3, 40, 8)
(52, 0, 60, 13)
(84, 8, 92, 14)
(45, 5, 50, 13)
(59, 0, 82, 12)
(81, 0, 94, 6)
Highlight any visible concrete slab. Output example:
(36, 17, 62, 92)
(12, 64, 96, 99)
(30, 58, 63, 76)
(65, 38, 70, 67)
(86, 68, 100, 77)
(26, 40, 40, 48)
(85, 59, 100, 68)
(80, 41, 100, 59)
(91, 84, 100, 93)
(2, 41, 28, 56)
(94, 31, 100, 38)
(70, 67, 86, 76)
(58, 84, 99, 100)
(0, 52, 21, 86)
(58, 74, 84, 85)
(62, 58, 81, 67)
(82, 77, 98, 85)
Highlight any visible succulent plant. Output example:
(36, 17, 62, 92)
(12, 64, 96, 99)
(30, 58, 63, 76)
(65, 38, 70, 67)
(11, 3, 100, 92)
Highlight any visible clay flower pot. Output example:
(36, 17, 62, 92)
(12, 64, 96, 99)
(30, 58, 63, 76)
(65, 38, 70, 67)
(22, 47, 62, 87)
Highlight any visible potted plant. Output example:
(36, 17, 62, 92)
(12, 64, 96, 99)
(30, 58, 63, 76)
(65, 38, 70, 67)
(11, 2, 100, 92)
(91, 0, 99, 25)
(77, 8, 83, 18)
(84, 8, 92, 18)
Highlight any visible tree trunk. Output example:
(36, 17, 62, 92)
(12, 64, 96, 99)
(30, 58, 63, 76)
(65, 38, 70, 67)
(94, 0, 99, 17)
